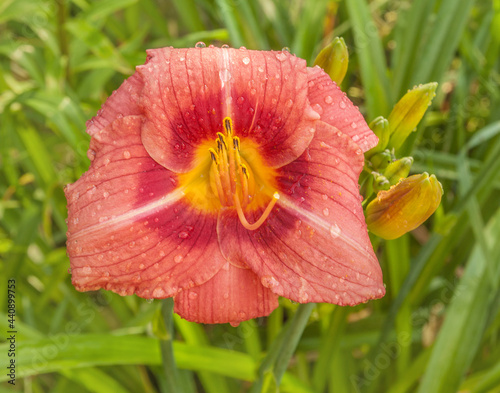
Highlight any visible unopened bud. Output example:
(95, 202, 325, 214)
(366, 173, 443, 240)
(372, 173, 390, 192)
(383, 157, 413, 185)
(313, 37, 349, 85)
(366, 116, 390, 156)
(369, 150, 392, 171)
(388, 82, 438, 150)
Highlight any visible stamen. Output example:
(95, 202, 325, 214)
(224, 117, 233, 136)
(233, 192, 280, 231)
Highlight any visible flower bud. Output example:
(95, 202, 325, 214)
(372, 173, 390, 192)
(366, 116, 390, 156)
(313, 37, 349, 85)
(366, 173, 443, 240)
(388, 83, 438, 150)
(383, 157, 413, 185)
(369, 150, 392, 171)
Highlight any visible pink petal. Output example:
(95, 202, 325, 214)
(86, 73, 144, 136)
(174, 262, 279, 324)
(225, 48, 318, 168)
(138, 47, 319, 173)
(307, 66, 378, 152)
(66, 116, 225, 298)
(217, 122, 385, 305)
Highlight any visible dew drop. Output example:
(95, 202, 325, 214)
(123, 150, 131, 159)
(323, 208, 330, 217)
(312, 103, 323, 115)
(178, 231, 189, 239)
(237, 96, 245, 105)
(153, 287, 165, 297)
(103, 191, 109, 198)
(285, 98, 293, 108)
(258, 66, 264, 72)
(282, 46, 291, 53)
(322, 194, 328, 201)
(195, 41, 206, 48)
(329, 224, 341, 238)
(339, 101, 346, 109)
(351, 122, 357, 129)
(189, 292, 198, 299)
(261, 275, 280, 289)
(221, 44, 230, 48)
(219, 69, 232, 82)
(129, 241, 135, 248)
(250, 88, 256, 95)
(324, 95, 333, 104)
(174, 254, 183, 263)
(242, 56, 250, 65)
(230, 321, 240, 327)
(276, 52, 287, 61)
(82, 266, 92, 275)
(146, 298, 154, 304)
(67, 268, 72, 274)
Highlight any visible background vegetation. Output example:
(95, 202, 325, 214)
(1, 0, 499, 392)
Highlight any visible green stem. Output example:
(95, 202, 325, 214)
(250, 303, 315, 392)
(160, 298, 182, 393)
(273, 303, 315, 385)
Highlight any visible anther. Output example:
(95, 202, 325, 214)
(224, 117, 233, 135)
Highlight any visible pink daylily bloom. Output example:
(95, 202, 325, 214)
(65, 47, 385, 325)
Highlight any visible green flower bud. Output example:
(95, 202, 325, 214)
(366, 116, 390, 156)
(383, 157, 413, 185)
(369, 150, 392, 171)
(388, 82, 438, 150)
(313, 37, 349, 85)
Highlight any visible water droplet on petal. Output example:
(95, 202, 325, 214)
(174, 254, 183, 263)
(230, 321, 240, 327)
(323, 208, 330, 217)
(237, 96, 245, 105)
(285, 99, 293, 108)
(351, 122, 357, 129)
(219, 69, 232, 82)
(330, 224, 341, 238)
(195, 41, 206, 48)
(189, 292, 198, 299)
(276, 52, 287, 61)
(339, 101, 346, 109)
(312, 103, 323, 115)
(324, 95, 333, 104)
(123, 150, 131, 159)
(82, 266, 92, 275)
(250, 88, 256, 95)
(178, 231, 189, 239)
(146, 298, 154, 304)
(261, 275, 280, 289)
(282, 47, 291, 53)
(242, 56, 250, 65)
(221, 44, 230, 48)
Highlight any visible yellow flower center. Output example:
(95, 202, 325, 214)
(179, 117, 279, 230)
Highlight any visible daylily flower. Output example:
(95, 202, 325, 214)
(65, 46, 385, 325)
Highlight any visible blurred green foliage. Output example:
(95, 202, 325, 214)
(1, 0, 500, 392)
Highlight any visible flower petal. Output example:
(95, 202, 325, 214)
(307, 66, 378, 152)
(225, 48, 318, 168)
(86, 73, 144, 136)
(174, 262, 279, 324)
(66, 116, 225, 298)
(218, 122, 385, 305)
(138, 47, 319, 173)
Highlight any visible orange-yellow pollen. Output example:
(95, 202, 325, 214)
(209, 117, 279, 230)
